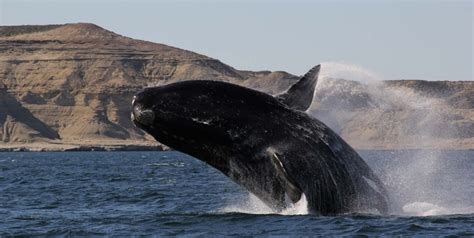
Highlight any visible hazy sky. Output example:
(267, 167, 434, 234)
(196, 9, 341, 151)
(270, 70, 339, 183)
(1, 0, 472, 80)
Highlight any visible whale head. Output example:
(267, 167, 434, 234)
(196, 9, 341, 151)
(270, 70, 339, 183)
(131, 80, 282, 160)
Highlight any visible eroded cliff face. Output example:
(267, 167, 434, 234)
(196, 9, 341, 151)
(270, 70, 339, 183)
(0, 23, 472, 149)
(0, 87, 59, 142)
(0, 23, 296, 146)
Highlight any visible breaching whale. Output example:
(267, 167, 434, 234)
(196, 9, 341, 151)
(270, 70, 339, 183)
(131, 65, 389, 215)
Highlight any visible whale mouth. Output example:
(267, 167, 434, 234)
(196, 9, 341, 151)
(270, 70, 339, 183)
(132, 106, 155, 126)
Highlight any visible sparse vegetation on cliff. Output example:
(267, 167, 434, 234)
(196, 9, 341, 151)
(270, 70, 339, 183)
(0, 25, 62, 37)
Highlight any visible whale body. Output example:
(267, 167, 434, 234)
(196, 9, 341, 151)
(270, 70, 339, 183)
(131, 65, 389, 215)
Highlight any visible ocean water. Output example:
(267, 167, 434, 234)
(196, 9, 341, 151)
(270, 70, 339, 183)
(0, 150, 472, 236)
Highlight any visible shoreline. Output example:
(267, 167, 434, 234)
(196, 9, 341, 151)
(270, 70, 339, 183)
(0, 144, 471, 152)
(0, 145, 166, 152)
(0, 141, 168, 152)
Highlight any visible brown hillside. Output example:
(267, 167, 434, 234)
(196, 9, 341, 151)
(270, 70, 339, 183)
(0, 23, 297, 148)
(0, 23, 472, 150)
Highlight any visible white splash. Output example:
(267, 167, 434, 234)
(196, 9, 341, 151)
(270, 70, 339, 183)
(310, 62, 470, 217)
(402, 202, 474, 216)
(220, 193, 309, 215)
(319, 61, 384, 83)
(281, 194, 309, 215)
(402, 202, 450, 216)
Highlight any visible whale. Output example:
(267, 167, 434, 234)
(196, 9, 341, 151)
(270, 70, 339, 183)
(131, 65, 389, 215)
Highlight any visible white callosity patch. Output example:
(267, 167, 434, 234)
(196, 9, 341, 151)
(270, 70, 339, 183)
(135, 109, 155, 126)
(131, 96, 137, 121)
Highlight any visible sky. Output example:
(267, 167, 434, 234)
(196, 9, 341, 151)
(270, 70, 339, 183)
(0, 0, 472, 80)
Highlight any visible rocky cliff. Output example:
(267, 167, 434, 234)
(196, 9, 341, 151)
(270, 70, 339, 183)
(0, 23, 297, 150)
(0, 23, 472, 150)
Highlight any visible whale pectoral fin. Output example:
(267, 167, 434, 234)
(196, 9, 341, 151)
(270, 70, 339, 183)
(270, 152, 302, 203)
(276, 64, 320, 111)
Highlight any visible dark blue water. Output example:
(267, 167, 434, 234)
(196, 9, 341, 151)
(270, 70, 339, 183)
(0, 150, 473, 236)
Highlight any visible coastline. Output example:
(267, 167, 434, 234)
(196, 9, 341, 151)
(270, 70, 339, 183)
(0, 142, 471, 152)
(0, 141, 168, 152)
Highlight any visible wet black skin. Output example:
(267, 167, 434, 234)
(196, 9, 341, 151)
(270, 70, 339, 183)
(132, 80, 389, 215)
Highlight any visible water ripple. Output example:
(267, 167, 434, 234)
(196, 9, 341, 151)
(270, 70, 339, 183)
(0, 151, 472, 236)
